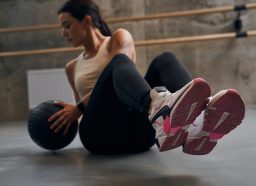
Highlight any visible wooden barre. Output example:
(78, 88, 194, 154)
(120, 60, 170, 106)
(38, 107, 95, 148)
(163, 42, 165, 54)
(107, 3, 256, 23)
(1, 31, 255, 58)
(1, 3, 256, 33)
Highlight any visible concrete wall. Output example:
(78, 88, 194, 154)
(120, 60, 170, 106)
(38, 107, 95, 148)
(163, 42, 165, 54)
(0, 0, 256, 121)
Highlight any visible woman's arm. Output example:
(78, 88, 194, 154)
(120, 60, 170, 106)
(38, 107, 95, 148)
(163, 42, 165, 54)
(48, 58, 82, 135)
(108, 28, 137, 63)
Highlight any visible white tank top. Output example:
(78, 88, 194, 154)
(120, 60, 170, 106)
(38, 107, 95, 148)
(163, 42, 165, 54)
(74, 37, 111, 99)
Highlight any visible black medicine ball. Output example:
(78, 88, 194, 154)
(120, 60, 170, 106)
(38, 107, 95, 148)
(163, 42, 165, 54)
(28, 100, 78, 150)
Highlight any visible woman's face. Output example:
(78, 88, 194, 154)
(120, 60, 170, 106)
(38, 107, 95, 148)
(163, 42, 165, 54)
(58, 12, 87, 47)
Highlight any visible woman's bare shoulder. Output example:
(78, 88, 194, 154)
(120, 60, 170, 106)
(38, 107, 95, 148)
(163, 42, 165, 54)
(110, 28, 133, 42)
(108, 28, 136, 61)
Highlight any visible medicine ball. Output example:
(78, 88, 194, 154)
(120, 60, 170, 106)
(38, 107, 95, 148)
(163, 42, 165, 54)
(28, 100, 78, 150)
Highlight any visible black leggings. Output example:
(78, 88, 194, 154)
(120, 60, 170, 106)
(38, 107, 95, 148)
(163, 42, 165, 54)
(79, 52, 192, 154)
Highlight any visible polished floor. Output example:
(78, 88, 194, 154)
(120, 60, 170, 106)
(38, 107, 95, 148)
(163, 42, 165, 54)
(0, 109, 255, 186)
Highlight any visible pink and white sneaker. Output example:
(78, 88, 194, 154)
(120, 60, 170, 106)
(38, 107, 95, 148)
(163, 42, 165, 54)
(149, 78, 211, 152)
(183, 89, 245, 155)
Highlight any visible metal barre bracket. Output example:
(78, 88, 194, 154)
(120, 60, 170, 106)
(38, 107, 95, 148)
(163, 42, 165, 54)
(234, 4, 247, 11)
(236, 31, 248, 38)
(234, 4, 247, 34)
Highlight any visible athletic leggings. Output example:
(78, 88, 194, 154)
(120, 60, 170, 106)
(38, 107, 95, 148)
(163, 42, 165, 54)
(79, 52, 192, 154)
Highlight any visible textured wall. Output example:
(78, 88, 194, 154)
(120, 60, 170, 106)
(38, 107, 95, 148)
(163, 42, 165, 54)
(0, 0, 256, 121)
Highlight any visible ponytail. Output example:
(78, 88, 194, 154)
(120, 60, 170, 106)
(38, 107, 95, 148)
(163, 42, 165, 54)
(99, 20, 112, 36)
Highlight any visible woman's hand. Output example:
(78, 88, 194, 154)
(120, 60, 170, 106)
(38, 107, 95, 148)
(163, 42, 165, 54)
(48, 101, 82, 136)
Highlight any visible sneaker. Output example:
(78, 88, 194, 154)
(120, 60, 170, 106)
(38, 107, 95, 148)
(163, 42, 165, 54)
(149, 78, 211, 152)
(183, 89, 245, 155)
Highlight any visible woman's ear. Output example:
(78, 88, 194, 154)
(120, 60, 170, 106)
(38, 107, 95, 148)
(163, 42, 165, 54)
(83, 15, 93, 27)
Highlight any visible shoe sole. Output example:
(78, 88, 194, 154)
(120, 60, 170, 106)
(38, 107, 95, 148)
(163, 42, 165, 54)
(182, 89, 245, 155)
(157, 78, 211, 152)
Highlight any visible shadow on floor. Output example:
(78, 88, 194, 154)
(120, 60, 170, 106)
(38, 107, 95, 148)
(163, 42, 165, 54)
(19, 147, 208, 186)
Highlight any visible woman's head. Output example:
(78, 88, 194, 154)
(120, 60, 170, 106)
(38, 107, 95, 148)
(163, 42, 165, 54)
(58, 0, 111, 46)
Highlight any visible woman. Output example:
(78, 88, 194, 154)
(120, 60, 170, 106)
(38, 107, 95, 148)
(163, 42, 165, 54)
(49, 0, 245, 155)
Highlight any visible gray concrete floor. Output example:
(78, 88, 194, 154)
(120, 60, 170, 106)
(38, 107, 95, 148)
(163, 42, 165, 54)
(0, 109, 256, 186)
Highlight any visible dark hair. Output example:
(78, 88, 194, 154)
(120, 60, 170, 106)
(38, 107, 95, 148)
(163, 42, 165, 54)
(58, 0, 112, 36)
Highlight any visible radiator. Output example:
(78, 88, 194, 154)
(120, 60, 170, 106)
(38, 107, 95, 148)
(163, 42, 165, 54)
(27, 68, 75, 109)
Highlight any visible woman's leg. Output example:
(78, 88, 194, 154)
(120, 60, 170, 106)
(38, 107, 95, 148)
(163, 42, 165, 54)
(79, 54, 153, 154)
(145, 52, 192, 92)
(120, 52, 202, 153)
(104, 52, 195, 153)
(127, 52, 206, 152)
(143, 52, 211, 151)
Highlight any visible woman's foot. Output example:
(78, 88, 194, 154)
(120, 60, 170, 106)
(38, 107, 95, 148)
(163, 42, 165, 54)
(183, 89, 245, 155)
(148, 78, 211, 152)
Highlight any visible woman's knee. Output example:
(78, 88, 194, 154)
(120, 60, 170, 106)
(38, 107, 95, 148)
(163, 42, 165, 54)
(98, 53, 134, 82)
(159, 51, 177, 60)
(150, 52, 179, 68)
(109, 53, 133, 67)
